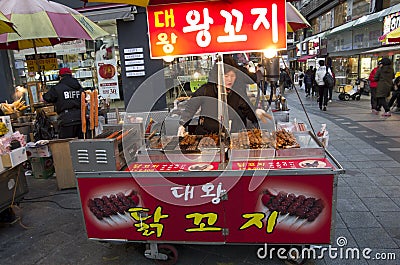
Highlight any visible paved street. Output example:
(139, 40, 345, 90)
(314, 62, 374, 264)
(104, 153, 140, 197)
(0, 89, 399, 265)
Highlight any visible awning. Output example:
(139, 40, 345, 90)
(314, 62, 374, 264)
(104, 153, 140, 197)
(329, 48, 372, 57)
(297, 54, 317, 62)
(361, 45, 400, 54)
(329, 20, 356, 34)
(353, 9, 391, 27)
(77, 4, 135, 22)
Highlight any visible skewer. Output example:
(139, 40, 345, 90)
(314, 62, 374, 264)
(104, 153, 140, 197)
(117, 213, 131, 222)
(289, 216, 300, 228)
(295, 219, 308, 231)
(278, 213, 290, 223)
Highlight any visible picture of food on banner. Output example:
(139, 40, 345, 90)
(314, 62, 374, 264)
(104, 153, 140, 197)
(98, 63, 116, 79)
(299, 159, 327, 168)
(87, 190, 141, 227)
(188, 163, 214, 171)
(259, 188, 326, 232)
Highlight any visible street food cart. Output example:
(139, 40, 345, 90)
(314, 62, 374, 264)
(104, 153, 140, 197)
(72, 1, 343, 264)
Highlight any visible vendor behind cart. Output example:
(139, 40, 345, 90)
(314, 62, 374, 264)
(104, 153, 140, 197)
(178, 56, 271, 136)
(43, 67, 84, 139)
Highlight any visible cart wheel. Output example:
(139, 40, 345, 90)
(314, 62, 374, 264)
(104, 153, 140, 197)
(155, 244, 178, 265)
(344, 94, 350, 101)
(355, 95, 361, 101)
(338, 94, 344, 100)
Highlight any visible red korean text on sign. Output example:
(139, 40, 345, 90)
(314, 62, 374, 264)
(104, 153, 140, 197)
(147, 0, 287, 58)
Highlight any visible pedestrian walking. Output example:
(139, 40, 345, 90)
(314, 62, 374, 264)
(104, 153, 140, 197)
(326, 57, 335, 102)
(388, 75, 400, 111)
(315, 60, 332, 111)
(368, 64, 379, 112)
(373, 58, 395, 117)
(304, 66, 314, 97)
(298, 68, 304, 89)
(279, 68, 290, 95)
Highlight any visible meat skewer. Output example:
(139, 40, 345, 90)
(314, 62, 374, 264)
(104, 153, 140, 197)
(261, 189, 324, 229)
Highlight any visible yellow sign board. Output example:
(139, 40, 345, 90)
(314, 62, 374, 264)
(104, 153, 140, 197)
(25, 53, 57, 72)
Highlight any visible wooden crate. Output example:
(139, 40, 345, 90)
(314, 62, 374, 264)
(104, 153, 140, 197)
(48, 138, 76, 190)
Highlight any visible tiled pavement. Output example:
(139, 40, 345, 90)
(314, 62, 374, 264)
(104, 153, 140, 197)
(0, 88, 399, 265)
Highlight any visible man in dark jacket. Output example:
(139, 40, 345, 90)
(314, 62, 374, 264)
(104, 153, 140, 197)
(43, 68, 84, 138)
(304, 66, 314, 97)
(374, 58, 395, 117)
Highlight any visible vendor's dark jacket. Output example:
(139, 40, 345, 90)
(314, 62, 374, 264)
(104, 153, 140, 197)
(374, 65, 395, 98)
(180, 82, 258, 134)
(43, 75, 83, 126)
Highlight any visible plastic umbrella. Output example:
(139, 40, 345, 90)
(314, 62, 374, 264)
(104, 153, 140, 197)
(0, 11, 16, 34)
(378, 27, 400, 43)
(0, 0, 109, 50)
(86, 0, 310, 32)
(286, 2, 310, 32)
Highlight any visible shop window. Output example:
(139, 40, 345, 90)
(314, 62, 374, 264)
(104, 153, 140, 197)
(334, 2, 348, 27)
(352, 0, 371, 19)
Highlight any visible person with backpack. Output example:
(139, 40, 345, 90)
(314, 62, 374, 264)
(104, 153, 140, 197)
(315, 60, 332, 111)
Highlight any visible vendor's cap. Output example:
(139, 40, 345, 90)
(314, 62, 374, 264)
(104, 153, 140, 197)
(59, 67, 72, 76)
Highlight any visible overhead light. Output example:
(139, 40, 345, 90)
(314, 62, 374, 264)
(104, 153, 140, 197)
(263, 49, 277, 59)
(162, 56, 175, 63)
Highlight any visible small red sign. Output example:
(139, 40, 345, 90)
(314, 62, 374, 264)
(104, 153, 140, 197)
(147, 0, 287, 58)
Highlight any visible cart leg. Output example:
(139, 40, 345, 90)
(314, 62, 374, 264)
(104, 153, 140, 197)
(144, 243, 178, 265)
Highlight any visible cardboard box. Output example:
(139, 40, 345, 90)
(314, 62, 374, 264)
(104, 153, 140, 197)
(30, 157, 55, 179)
(1, 147, 27, 168)
(26, 144, 51, 158)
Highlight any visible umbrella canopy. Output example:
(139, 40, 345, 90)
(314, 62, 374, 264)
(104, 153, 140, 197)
(0, 0, 109, 50)
(86, 0, 310, 32)
(379, 27, 400, 43)
(0, 10, 16, 34)
(286, 2, 310, 32)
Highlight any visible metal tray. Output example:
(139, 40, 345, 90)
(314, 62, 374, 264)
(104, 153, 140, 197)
(275, 131, 325, 158)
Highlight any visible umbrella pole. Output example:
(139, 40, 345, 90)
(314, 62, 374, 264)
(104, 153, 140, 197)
(32, 40, 45, 91)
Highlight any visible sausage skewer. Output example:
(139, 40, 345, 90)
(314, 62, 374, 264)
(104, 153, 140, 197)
(81, 92, 86, 139)
(94, 89, 99, 129)
(89, 91, 95, 138)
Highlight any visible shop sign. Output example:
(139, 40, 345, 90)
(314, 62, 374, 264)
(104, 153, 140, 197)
(95, 38, 120, 100)
(383, 11, 400, 34)
(147, 0, 286, 58)
(77, 172, 334, 244)
(25, 53, 57, 72)
(14, 40, 86, 60)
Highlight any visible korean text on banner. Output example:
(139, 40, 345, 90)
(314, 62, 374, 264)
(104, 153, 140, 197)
(147, 0, 287, 58)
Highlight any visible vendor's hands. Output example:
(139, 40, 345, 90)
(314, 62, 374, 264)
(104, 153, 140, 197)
(255, 109, 272, 123)
(177, 125, 187, 137)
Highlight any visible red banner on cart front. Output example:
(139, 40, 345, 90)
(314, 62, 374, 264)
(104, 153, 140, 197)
(77, 173, 334, 244)
(232, 158, 333, 170)
(147, 0, 287, 58)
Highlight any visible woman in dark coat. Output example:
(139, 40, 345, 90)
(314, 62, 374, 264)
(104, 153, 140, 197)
(178, 56, 271, 136)
(374, 58, 395, 116)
